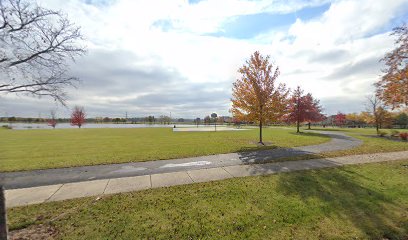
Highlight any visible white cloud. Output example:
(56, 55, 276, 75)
(3, 0, 408, 117)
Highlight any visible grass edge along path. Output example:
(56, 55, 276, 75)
(1, 127, 330, 172)
(7, 159, 408, 239)
(2, 126, 408, 172)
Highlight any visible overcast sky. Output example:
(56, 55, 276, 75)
(1, 0, 407, 119)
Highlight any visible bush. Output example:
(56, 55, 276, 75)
(1, 125, 12, 129)
(399, 132, 408, 141)
(378, 131, 388, 137)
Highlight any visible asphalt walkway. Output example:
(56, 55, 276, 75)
(1, 131, 362, 189)
(6, 150, 408, 208)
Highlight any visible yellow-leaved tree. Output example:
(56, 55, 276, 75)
(376, 23, 408, 108)
(231, 51, 289, 144)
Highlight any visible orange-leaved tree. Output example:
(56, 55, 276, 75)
(231, 51, 289, 144)
(376, 23, 408, 108)
(71, 106, 86, 128)
(287, 86, 325, 133)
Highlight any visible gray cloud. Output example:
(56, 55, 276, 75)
(320, 96, 366, 115)
(0, 46, 383, 118)
(308, 49, 349, 63)
(0, 96, 67, 118)
(71, 49, 180, 96)
(1, 48, 233, 118)
(289, 48, 349, 64)
(324, 55, 383, 80)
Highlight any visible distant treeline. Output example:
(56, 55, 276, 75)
(0, 115, 234, 125)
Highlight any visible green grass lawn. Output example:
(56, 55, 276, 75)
(270, 127, 408, 162)
(311, 127, 408, 158)
(8, 160, 408, 239)
(0, 127, 330, 172)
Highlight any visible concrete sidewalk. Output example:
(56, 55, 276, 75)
(6, 151, 408, 208)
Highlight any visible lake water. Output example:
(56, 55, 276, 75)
(0, 122, 202, 130)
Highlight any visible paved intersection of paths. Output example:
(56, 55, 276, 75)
(5, 151, 408, 208)
(1, 131, 362, 189)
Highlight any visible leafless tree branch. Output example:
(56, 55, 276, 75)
(0, 0, 86, 105)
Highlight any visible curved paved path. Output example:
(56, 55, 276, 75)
(1, 131, 362, 189)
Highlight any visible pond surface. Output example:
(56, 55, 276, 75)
(0, 122, 200, 130)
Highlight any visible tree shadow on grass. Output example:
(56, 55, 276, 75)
(274, 166, 407, 239)
(290, 131, 357, 141)
(288, 131, 332, 139)
(305, 128, 346, 132)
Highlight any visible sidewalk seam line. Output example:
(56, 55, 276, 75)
(186, 171, 195, 183)
(221, 167, 234, 178)
(45, 184, 64, 202)
(102, 179, 110, 194)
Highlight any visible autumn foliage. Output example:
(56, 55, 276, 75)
(286, 86, 325, 133)
(71, 106, 86, 128)
(231, 51, 289, 143)
(334, 112, 346, 127)
(47, 119, 57, 128)
(376, 23, 408, 108)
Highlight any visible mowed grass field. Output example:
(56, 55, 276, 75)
(312, 127, 408, 158)
(269, 127, 408, 163)
(8, 160, 408, 239)
(0, 127, 330, 172)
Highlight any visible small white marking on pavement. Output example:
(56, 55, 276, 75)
(111, 166, 148, 173)
(160, 161, 212, 168)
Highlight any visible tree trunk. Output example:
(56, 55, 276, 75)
(258, 105, 264, 144)
(0, 186, 8, 240)
(308, 122, 311, 129)
(296, 120, 300, 133)
(296, 97, 300, 133)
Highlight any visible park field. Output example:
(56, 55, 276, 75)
(0, 127, 330, 172)
(8, 160, 408, 239)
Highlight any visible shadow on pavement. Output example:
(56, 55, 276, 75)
(237, 148, 317, 164)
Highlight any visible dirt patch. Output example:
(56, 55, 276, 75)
(249, 141, 274, 146)
(9, 224, 58, 240)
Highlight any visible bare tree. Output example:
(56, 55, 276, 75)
(0, 0, 86, 105)
(48, 109, 57, 128)
(366, 95, 388, 134)
(158, 115, 171, 124)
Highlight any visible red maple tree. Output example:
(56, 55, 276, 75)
(287, 86, 325, 133)
(71, 106, 86, 128)
(334, 112, 346, 127)
(47, 119, 57, 128)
